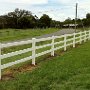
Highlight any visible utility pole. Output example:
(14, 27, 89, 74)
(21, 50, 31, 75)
(75, 3, 78, 32)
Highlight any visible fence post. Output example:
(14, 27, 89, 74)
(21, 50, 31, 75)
(84, 31, 86, 42)
(32, 38, 36, 65)
(0, 43, 1, 80)
(64, 34, 67, 51)
(80, 31, 82, 44)
(73, 33, 76, 48)
(51, 36, 55, 56)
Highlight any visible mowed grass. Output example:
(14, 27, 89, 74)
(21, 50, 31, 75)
(0, 40, 90, 90)
(0, 28, 59, 42)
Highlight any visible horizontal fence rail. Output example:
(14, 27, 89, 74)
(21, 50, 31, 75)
(0, 30, 90, 79)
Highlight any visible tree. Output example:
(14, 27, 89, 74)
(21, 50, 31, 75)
(7, 8, 32, 28)
(0, 16, 7, 29)
(0, 16, 5, 28)
(39, 14, 52, 28)
(18, 16, 36, 29)
(50, 20, 62, 28)
(64, 17, 72, 24)
(86, 13, 90, 19)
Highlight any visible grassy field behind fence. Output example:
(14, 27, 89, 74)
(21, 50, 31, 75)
(0, 28, 59, 42)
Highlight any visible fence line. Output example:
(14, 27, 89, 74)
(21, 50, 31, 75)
(0, 30, 90, 79)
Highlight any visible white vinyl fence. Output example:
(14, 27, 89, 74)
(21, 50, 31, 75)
(0, 30, 90, 79)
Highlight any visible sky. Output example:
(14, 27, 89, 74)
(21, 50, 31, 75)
(0, 0, 90, 21)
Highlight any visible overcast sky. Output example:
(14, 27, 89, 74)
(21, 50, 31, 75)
(0, 0, 90, 21)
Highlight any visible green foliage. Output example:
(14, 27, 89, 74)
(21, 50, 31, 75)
(86, 13, 90, 19)
(39, 14, 52, 28)
(1, 8, 90, 29)
(7, 8, 32, 28)
(51, 20, 62, 28)
(0, 8, 62, 29)
(18, 16, 36, 29)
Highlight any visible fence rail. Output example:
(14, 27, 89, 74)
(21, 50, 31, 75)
(0, 30, 90, 79)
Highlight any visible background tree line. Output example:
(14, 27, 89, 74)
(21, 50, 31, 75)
(0, 8, 60, 29)
(0, 8, 90, 29)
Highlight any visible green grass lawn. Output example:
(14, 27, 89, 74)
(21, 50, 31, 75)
(0, 28, 59, 42)
(0, 40, 90, 90)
